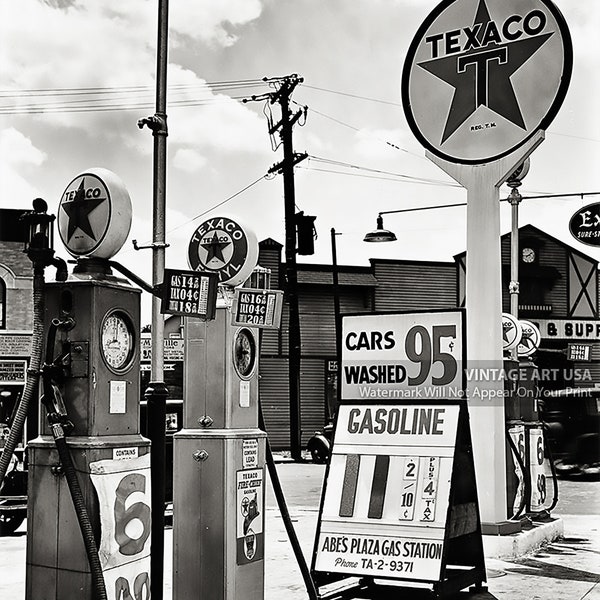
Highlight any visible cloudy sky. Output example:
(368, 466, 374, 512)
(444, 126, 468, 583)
(1, 0, 599, 323)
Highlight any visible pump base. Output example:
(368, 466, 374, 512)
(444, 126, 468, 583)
(482, 517, 563, 559)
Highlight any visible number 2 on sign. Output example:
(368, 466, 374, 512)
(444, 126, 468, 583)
(405, 325, 457, 386)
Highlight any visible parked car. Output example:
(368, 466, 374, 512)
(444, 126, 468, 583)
(0, 447, 27, 536)
(541, 387, 600, 477)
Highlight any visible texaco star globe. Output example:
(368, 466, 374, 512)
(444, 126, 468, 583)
(58, 168, 132, 259)
(187, 216, 258, 286)
(401, 0, 572, 164)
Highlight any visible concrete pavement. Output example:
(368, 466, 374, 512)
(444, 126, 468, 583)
(0, 461, 598, 599)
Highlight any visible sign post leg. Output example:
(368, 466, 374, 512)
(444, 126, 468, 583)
(426, 131, 544, 529)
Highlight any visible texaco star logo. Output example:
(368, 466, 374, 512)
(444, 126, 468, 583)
(418, 0, 553, 144)
(402, 0, 572, 164)
(188, 217, 249, 284)
(58, 174, 110, 255)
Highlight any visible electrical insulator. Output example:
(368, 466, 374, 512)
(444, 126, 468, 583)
(296, 211, 316, 255)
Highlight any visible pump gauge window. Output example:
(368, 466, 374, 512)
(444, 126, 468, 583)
(233, 328, 256, 379)
(101, 311, 135, 373)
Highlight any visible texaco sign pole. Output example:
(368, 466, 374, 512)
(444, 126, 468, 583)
(402, 0, 571, 530)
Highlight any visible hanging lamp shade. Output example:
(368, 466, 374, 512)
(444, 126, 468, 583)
(363, 215, 397, 243)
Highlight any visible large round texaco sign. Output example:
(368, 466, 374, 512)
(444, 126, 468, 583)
(187, 217, 258, 286)
(401, 0, 572, 164)
(58, 168, 132, 259)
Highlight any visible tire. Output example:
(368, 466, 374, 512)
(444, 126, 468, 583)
(0, 507, 25, 536)
(307, 435, 330, 464)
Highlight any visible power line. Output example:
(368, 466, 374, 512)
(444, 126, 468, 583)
(127, 174, 269, 251)
(302, 84, 402, 107)
(305, 154, 460, 187)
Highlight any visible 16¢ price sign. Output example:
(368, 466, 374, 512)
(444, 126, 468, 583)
(341, 311, 465, 400)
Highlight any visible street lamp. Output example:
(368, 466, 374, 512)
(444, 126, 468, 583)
(363, 215, 397, 243)
(363, 203, 469, 243)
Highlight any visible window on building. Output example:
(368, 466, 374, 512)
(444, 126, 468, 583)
(0, 277, 5, 329)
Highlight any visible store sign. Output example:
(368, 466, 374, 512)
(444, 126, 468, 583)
(160, 268, 218, 319)
(140, 337, 184, 362)
(401, 0, 572, 164)
(231, 288, 283, 329)
(0, 332, 32, 357)
(0, 359, 27, 384)
(532, 319, 600, 340)
(569, 202, 600, 247)
(341, 311, 464, 400)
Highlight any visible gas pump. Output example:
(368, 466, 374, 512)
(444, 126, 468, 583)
(173, 217, 266, 600)
(505, 320, 558, 521)
(26, 169, 152, 600)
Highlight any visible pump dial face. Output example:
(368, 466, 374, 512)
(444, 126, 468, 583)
(233, 328, 256, 379)
(101, 311, 135, 373)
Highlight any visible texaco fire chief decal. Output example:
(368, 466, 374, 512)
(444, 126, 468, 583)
(188, 216, 258, 286)
(401, 0, 572, 164)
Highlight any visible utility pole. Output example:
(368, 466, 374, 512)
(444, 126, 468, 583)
(137, 0, 169, 597)
(267, 74, 307, 460)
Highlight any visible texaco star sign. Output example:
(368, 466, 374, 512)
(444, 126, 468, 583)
(187, 216, 258, 287)
(402, 0, 572, 164)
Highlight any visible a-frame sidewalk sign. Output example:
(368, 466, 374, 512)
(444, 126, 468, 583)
(311, 399, 486, 599)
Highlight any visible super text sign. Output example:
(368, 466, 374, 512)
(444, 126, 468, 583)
(314, 403, 460, 581)
(341, 311, 464, 400)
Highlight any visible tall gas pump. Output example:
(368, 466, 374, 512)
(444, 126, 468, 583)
(26, 169, 152, 599)
(173, 217, 267, 600)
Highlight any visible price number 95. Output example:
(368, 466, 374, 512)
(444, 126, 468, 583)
(405, 325, 458, 386)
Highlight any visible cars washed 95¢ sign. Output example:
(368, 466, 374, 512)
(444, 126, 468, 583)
(58, 168, 132, 259)
(401, 0, 572, 164)
(341, 310, 465, 400)
(188, 216, 258, 287)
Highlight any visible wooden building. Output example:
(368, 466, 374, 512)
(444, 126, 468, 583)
(259, 227, 600, 449)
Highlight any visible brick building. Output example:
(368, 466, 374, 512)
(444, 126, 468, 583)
(0, 209, 33, 437)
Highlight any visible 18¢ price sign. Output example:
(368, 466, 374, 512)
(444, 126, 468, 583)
(341, 311, 465, 399)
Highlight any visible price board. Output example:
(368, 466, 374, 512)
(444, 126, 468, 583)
(311, 400, 485, 598)
(231, 288, 283, 329)
(160, 268, 218, 319)
(341, 310, 464, 400)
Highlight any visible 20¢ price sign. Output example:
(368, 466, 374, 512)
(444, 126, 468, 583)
(90, 453, 152, 600)
(341, 311, 464, 400)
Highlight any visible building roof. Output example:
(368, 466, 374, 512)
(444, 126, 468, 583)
(296, 264, 378, 287)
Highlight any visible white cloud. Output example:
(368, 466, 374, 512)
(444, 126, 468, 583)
(0, 128, 47, 167)
(170, 0, 264, 47)
(0, 128, 47, 207)
(172, 148, 208, 172)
